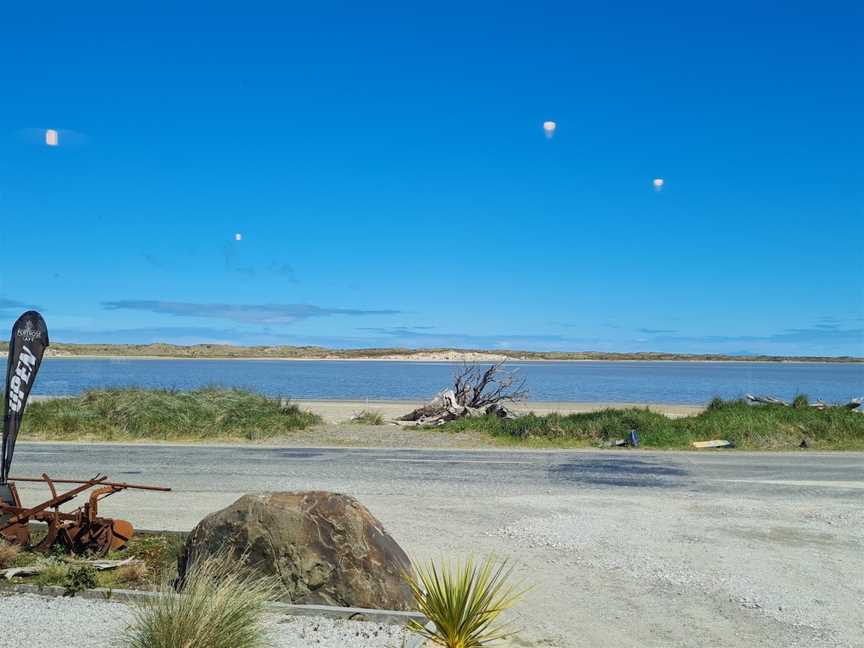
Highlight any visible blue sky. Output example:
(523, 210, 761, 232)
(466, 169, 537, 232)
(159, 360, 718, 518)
(1, 1, 862, 356)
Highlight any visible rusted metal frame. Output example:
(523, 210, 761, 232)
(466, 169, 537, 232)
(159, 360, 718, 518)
(87, 485, 123, 522)
(0, 475, 108, 529)
(2, 473, 170, 555)
(38, 473, 63, 535)
(8, 476, 171, 492)
(41, 473, 59, 500)
(0, 505, 84, 522)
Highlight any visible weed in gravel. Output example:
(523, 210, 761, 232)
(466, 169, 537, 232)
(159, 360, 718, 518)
(64, 565, 99, 596)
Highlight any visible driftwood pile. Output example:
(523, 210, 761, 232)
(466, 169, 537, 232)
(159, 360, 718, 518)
(398, 362, 527, 425)
(745, 394, 863, 412)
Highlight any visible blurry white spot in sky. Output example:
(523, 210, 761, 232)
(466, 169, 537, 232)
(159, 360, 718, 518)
(15, 127, 86, 148)
(234, 233, 242, 241)
(543, 121, 556, 139)
(653, 178, 665, 190)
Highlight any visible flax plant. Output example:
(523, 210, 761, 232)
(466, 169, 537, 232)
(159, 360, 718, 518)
(404, 556, 527, 648)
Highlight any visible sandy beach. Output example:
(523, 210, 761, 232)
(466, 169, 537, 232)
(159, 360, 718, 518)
(28, 395, 703, 423)
(296, 399, 702, 423)
(242, 400, 704, 449)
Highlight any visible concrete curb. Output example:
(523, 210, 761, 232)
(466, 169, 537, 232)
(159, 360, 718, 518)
(6, 583, 428, 626)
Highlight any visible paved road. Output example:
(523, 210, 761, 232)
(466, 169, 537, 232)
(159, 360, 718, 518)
(10, 444, 864, 525)
(9, 444, 864, 648)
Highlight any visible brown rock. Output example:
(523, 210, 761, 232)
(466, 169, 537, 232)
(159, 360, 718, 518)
(178, 491, 414, 610)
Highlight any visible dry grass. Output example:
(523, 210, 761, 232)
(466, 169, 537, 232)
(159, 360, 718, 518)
(117, 561, 150, 585)
(123, 553, 280, 648)
(0, 540, 20, 569)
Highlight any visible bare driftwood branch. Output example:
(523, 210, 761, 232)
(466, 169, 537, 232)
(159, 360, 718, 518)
(398, 362, 527, 424)
(745, 394, 789, 406)
(746, 394, 863, 411)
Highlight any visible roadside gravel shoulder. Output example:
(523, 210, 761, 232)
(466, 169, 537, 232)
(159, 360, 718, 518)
(0, 593, 410, 648)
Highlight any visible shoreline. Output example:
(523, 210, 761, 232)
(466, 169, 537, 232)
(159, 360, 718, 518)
(28, 396, 704, 421)
(296, 399, 705, 422)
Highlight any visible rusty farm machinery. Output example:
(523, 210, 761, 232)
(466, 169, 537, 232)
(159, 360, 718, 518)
(0, 474, 171, 556)
(1, 311, 170, 556)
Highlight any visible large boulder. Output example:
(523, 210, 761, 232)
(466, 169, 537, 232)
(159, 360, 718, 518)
(177, 491, 414, 610)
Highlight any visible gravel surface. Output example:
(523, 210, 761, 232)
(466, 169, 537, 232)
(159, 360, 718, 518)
(12, 444, 864, 648)
(0, 594, 134, 648)
(0, 593, 410, 648)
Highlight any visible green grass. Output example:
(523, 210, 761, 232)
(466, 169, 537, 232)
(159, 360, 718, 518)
(104, 532, 187, 585)
(21, 388, 322, 441)
(439, 399, 864, 450)
(31, 558, 71, 587)
(0, 531, 184, 593)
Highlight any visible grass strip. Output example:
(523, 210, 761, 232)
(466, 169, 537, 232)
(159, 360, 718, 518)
(439, 398, 864, 450)
(22, 388, 321, 441)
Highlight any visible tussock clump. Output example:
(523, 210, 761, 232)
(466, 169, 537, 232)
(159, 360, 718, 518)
(124, 553, 280, 648)
(351, 410, 385, 425)
(792, 394, 810, 409)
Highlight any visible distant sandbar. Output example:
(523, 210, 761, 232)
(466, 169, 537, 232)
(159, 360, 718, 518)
(29, 343, 862, 364)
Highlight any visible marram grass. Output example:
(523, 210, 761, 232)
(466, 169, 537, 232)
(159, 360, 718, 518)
(122, 553, 280, 648)
(441, 398, 864, 450)
(404, 556, 528, 648)
(22, 387, 321, 441)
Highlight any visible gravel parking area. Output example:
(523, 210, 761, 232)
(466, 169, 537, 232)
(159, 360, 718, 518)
(0, 594, 410, 648)
(13, 444, 864, 647)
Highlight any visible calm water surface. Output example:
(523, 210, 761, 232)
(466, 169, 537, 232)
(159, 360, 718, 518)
(7, 358, 863, 405)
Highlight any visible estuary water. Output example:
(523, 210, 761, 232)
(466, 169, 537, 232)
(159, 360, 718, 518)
(7, 358, 863, 405)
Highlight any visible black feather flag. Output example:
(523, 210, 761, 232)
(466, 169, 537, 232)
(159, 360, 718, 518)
(1, 311, 49, 483)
